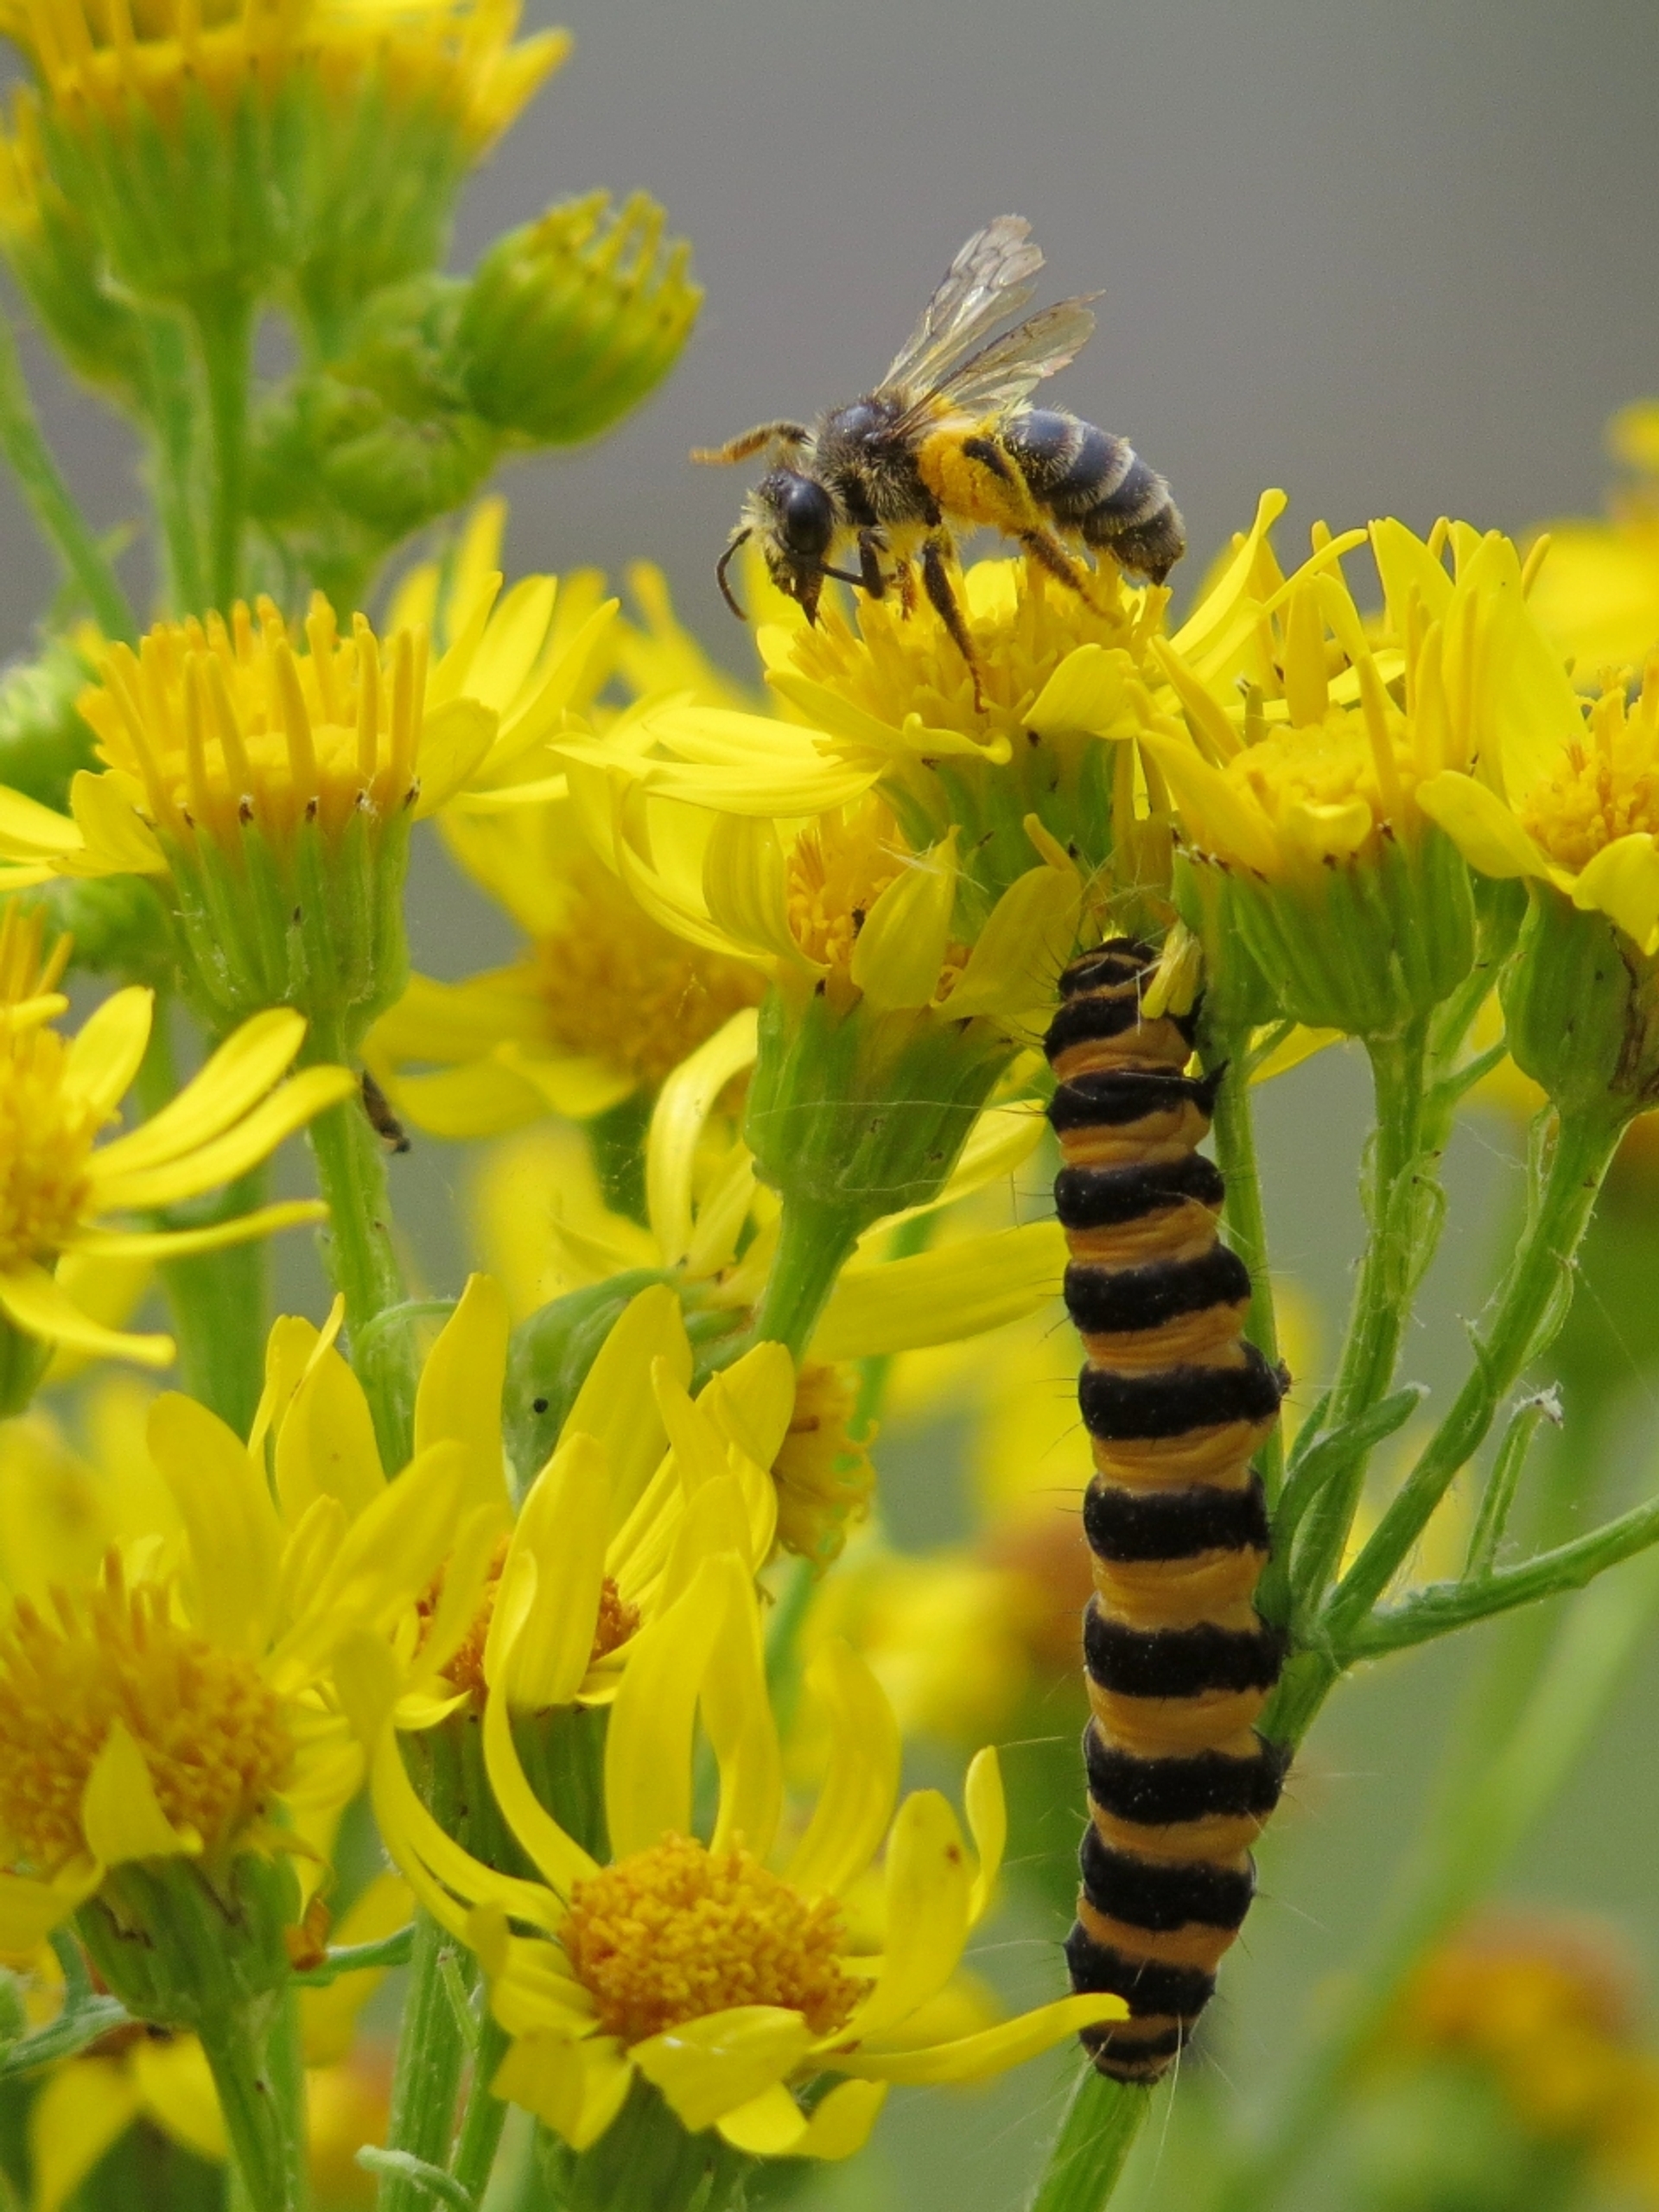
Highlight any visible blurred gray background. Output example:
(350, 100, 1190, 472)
(12, 4, 1659, 2207)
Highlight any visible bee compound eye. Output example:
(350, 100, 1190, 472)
(779, 476, 835, 557)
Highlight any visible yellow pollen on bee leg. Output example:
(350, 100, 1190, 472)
(563, 1833, 865, 2044)
(0, 1563, 291, 1873)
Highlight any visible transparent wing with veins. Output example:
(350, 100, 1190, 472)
(878, 215, 1046, 399)
(899, 296, 1099, 426)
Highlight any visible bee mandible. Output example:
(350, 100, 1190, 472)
(693, 216, 1185, 683)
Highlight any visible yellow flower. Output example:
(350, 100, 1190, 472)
(399, 1279, 781, 1724)
(0, 0, 567, 315)
(0, 1286, 493, 1955)
(0, 910, 350, 1375)
(369, 512, 764, 1134)
(1526, 403, 1659, 675)
(340, 1550, 1122, 2161)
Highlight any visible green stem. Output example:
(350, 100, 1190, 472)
(302, 1014, 415, 1469)
(196, 1994, 310, 2212)
(1326, 1107, 1624, 1645)
(449, 2014, 512, 2205)
(750, 1195, 864, 1362)
(1208, 1030, 1283, 1502)
(379, 1738, 469, 2212)
(138, 307, 208, 616)
(0, 301, 135, 640)
(1209, 1547, 1659, 2212)
(1027, 2070, 1151, 2212)
(1288, 1020, 1433, 1611)
(192, 284, 253, 610)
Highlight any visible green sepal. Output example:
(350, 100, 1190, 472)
(1187, 821, 1478, 1039)
(1502, 885, 1659, 1122)
(746, 988, 1014, 1229)
(162, 799, 412, 1046)
(76, 1850, 298, 2033)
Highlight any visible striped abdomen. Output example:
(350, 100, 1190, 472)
(1005, 408, 1186, 584)
(1046, 938, 1287, 2083)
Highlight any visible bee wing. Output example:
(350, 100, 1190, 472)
(878, 216, 1046, 398)
(903, 296, 1100, 423)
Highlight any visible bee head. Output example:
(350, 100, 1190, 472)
(749, 468, 838, 622)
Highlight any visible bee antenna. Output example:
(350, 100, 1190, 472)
(715, 531, 751, 621)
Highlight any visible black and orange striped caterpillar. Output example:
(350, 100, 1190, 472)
(1045, 938, 1288, 2083)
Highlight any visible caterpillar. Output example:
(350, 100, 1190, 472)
(1045, 938, 1287, 2084)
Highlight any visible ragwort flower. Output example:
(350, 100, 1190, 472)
(0, 909, 350, 1385)
(0, 1300, 483, 1963)
(0, 579, 604, 1039)
(342, 1548, 1122, 2162)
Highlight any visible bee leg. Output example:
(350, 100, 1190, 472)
(857, 530, 889, 600)
(920, 535, 984, 707)
(1020, 525, 1092, 595)
(690, 422, 810, 466)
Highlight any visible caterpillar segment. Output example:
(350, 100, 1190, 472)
(1045, 939, 1288, 2083)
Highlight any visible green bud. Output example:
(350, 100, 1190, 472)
(25, 873, 176, 992)
(456, 191, 701, 446)
(1502, 886, 1659, 1124)
(0, 636, 97, 810)
(77, 1851, 298, 2033)
(0, 106, 146, 404)
(251, 280, 499, 575)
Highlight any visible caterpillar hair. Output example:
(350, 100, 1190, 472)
(1045, 936, 1287, 2084)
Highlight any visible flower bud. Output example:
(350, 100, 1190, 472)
(1502, 887, 1659, 1125)
(456, 191, 700, 447)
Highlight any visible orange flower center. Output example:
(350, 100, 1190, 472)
(0, 1563, 290, 1873)
(563, 1833, 864, 2044)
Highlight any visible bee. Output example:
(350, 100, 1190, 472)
(692, 216, 1185, 681)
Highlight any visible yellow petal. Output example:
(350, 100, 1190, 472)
(645, 1009, 760, 1265)
(1571, 833, 1659, 953)
(481, 1663, 602, 1898)
(90, 1007, 308, 1177)
(149, 1391, 281, 1653)
(850, 832, 956, 1012)
(835, 1993, 1128, 2083)
(82, 1718, 195, 1862)
(695, 1341, 796, 1472)
(713, 2082, 811, 2158)
(785, 1641, 900, 1900)
(944, 863, 1080, 1022)
(632, 2006, 813, 2133)
(1026, 644, 1133, 736)
(130, 2034, 227, 2160)
(275, 1342, 385, 1522)
(1168, 488, 1288, 661)
(67, 768, 166, 874)
(413, 1274, 512, 1513)
(838, 1790, 971, 2043)
(29, 2059, 143, 2212)
(964, 1748, 1006, 1925)
(0, 1263, 174, 1368)
(1415, 770, 1553, 881)
(812, 1220, 1065, 1361)
(67, 1199, 327, 1262)
(61, 988, 153, 1118)
(1370, 515, 1453, 632)
(702, 1555, 782, 1862)
(783, 2076, 887, 2160)
(701, 814, 811, 972)
(563, 1285, 689, 1523)
(492, 2031, 633, 2151)
(411, 699, 500, 817)
(488, 1433, 609, 1710)
(91, 1067, 358, 1212)
(1138, 732, 1279, 876)
(0, 1863, 98, 1955)
(605, 1555, 729, 1859)
(0, 780, 82, 855)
